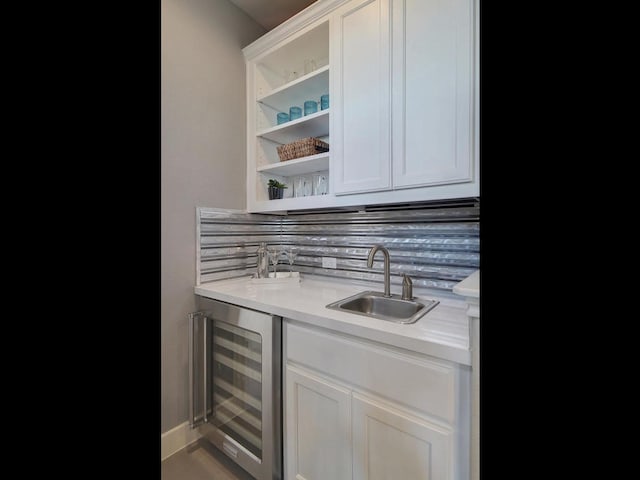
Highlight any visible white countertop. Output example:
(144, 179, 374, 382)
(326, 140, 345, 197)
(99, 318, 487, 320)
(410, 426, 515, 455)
(452, 269, 479, 298)
(195, 274, 473, 366)
(452, 269, 479, 319)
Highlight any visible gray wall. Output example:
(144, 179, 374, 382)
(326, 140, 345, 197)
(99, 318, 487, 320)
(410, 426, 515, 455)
(161, 0, 265, 433)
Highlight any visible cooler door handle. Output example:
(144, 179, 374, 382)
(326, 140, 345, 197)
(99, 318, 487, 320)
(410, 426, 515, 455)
(188, 311, 207, 428)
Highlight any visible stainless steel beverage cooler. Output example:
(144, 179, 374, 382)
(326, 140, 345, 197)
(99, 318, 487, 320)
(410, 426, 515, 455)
(189, 297, 282, 480)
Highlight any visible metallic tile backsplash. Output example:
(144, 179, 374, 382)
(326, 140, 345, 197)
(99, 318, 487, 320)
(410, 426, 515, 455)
(197, 200, 479, 291)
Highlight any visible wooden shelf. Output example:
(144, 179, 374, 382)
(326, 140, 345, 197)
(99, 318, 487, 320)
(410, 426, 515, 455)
(257, 152, 329, 177)
(257, 66, 329, 113)
(257, 109, 329, 144)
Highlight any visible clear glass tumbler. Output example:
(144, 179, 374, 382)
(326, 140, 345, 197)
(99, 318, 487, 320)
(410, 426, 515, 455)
(313, 174, 328, 195)
(294, 176, 311, 197)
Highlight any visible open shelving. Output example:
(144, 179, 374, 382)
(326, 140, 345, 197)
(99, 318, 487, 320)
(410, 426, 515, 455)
(257, 65, 329, 113)
(257, 109, 329, 144)
(247, 19, 331, 210)
(257, 152, 329, 177)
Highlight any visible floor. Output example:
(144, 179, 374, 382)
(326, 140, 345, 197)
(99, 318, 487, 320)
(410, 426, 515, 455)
(161, 439, 254, 480)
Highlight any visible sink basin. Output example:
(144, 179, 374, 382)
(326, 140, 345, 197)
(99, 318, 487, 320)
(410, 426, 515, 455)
(326, 290, 439, 324)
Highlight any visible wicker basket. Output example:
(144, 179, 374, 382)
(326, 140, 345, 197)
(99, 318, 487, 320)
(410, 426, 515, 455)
(277, 137, 329, 162)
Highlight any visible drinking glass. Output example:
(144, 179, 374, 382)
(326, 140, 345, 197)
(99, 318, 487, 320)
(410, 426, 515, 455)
(304, 100, 318, 116)
(289, 106, 302, 121)
(320, 94, 330, 110)
(268, 246, 281, 276)
(282, 245, 298, 273)
(285, 246, 298, 272)
(277, 112, 289, 124)
(313, 174, 328, 195)
(294, 176, 311, 197)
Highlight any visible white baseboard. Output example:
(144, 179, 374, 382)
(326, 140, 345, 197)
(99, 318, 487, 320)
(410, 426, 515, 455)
(161, 421, 202, 461)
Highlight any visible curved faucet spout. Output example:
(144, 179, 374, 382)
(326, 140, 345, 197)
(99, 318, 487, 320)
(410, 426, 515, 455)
(367, 245, 391, 297)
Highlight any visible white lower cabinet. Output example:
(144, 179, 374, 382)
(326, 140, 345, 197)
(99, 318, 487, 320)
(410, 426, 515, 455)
(284, 320, 469, 480)
(352, 392, 451, 480)
(286, 365, 352, 480)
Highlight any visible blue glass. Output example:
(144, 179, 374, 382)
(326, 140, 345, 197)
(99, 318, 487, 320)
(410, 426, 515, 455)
(277, 112, 289, 124)
(304, 100, 318, 116)
(289, 106, 302, 121)
(320, 94, 329, 110)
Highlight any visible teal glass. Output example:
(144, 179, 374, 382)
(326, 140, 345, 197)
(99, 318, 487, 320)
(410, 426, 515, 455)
(277, 112, 289, 124)
(289, 106, 302, 120)
(304, 100, 318, 116)
(320, 94, 329, 110)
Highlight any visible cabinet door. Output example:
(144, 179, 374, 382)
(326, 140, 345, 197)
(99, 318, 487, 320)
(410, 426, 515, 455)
(392, 0, 475, 189)
(352, 393, 453, 480)
(331, 0, 392, 195)
(285, 365, 352, 480)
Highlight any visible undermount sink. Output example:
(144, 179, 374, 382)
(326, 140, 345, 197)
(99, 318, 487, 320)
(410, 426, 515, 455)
(326, 290, 439, 324)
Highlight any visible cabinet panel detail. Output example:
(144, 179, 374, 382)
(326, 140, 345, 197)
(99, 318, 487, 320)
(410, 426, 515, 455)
(352, 393, 452, 480)
(332, 0, 391, 194)
(392, 0, 474, 188)
(286, 322, 456, 422)
(286, 366, 352, 480)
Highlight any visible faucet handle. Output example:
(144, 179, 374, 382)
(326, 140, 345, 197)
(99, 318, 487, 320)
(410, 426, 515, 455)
(402, 274, 413, 300)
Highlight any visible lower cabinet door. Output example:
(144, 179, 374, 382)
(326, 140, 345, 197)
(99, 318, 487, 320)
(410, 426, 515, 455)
(285, 365, 352, 480)
(352, 392, 453, 480)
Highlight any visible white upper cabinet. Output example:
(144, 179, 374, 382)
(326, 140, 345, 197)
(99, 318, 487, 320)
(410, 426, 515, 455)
(333, 0, 476, 195)
(331, 0, 391, 194)
(392, 0, 474, 189)
(243, 0, 478, 212)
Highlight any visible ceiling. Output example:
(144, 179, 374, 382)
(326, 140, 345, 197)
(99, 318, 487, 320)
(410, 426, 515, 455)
(229, 0, 317, 31)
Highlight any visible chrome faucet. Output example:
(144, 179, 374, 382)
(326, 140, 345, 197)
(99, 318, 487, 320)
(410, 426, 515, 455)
(367, 245, 391, 297)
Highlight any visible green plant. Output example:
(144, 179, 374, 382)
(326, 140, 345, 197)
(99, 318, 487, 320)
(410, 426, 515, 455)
(268, 179, 288, 189)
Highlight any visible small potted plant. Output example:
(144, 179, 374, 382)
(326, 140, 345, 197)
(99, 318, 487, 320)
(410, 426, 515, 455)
(268, 179, 287, 200)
